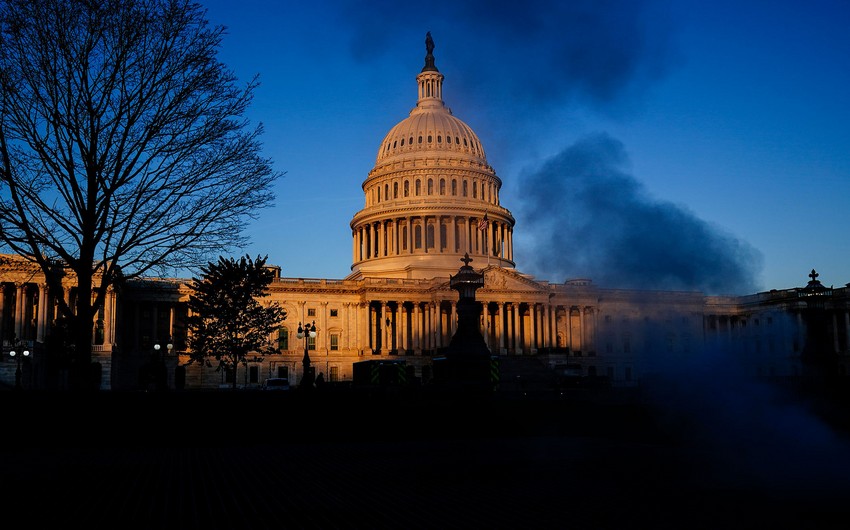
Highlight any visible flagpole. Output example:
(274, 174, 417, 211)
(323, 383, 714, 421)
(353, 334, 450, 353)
(478, 211, 490, 267)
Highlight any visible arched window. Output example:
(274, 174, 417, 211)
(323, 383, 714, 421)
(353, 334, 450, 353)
(404, 180, 409, 197)
(472, 182, 477, 198)
(402, 226, 408, 250)
(451, 179, 457, 196)
(462, 180, 468, 197)
(427, 179, 433, 195)
(439, 178, 445, 195)
(415, 179, 421, 196)
(439, 223, 447, 250)
(426, 224, 435, 249)
(384, 184, 389, 201)
(393, 182, 398, 198)
(415, 225, 422, 249)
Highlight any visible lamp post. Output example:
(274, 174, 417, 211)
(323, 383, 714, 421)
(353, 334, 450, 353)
(297, 321, 317, 389)
(152, 340, 173, 391)
(9, 344, 30, 391)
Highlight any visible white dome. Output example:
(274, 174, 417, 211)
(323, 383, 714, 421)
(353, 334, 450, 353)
(375, 103, 487, 166)
(348, 35, 515, 281)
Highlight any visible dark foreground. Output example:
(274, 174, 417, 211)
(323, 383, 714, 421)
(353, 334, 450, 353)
(3, 383, 850, 529)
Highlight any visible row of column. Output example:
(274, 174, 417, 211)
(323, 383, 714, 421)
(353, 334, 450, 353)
(0, 282, 116, 348)
(705, 309, 850, 355)
(343, 300, 594, 356)
(353, 216, 513, 263)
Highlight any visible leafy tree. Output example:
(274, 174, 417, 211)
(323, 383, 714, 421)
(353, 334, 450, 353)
(186, 254, 286, 390)
(0, 0, 281, 389)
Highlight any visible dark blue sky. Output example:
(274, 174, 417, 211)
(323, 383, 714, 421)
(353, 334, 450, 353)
(199, 0, 850, 294)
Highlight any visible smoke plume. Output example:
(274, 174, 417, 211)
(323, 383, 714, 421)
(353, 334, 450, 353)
(517, 133, 763, 294)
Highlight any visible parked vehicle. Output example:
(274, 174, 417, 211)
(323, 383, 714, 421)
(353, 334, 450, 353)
(262, 377, 291, 391)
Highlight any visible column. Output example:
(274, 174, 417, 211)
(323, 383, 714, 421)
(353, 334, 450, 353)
(360, 302, 369, 354)
(512, 303, 519, 355)
(413, 303, 421, 353)
(103, 288, 114, 346)
(14, 283, 25, 340)
(320, 301, 328, 352)
(36, 284, 48, 342)
(425, 303, 432, 351)
(400, 302, 408, 353)
(583, 307, 595, 354)
(435, 302, 442, 349)
(528, 303, 535, 352)
(394, 301, 402, 353)
(482, 302, 490, 349)
(380, 301, 388, 353)
(498, 303, 506, 353)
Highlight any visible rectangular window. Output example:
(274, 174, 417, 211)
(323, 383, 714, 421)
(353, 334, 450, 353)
(330, 309, 338, 317)
(330, 334, 339, 351)
(249, 365, 259, 383)
(277, 365, 289, 379)
(329, 366, 339, 382)
(277, 328, 289, 350)
(307, 308, 316, 317)
(308, 336, 316, 350)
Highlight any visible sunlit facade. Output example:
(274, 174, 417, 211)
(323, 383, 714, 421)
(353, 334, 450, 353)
(2, 42, 849, 391)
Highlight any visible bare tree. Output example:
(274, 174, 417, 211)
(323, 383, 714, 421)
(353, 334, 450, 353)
(0, 0, 282, 389)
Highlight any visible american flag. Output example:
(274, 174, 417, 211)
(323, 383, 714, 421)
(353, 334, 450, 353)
(478, 215, 489, 231)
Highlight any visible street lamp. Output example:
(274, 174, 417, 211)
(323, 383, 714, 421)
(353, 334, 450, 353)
(297, 321, 317, 389)
(9, 345, 30, 390)
(153, 340, 173, 355)
(152, 340, 172, 391)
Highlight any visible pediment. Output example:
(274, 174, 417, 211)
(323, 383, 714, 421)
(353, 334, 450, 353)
(479, 266, 548, 293)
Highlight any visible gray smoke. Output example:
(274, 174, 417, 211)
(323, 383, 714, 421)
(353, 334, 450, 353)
(517, 133, 763, 294)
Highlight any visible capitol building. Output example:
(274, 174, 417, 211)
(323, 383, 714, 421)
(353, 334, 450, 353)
(1, 40, 848, 391)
